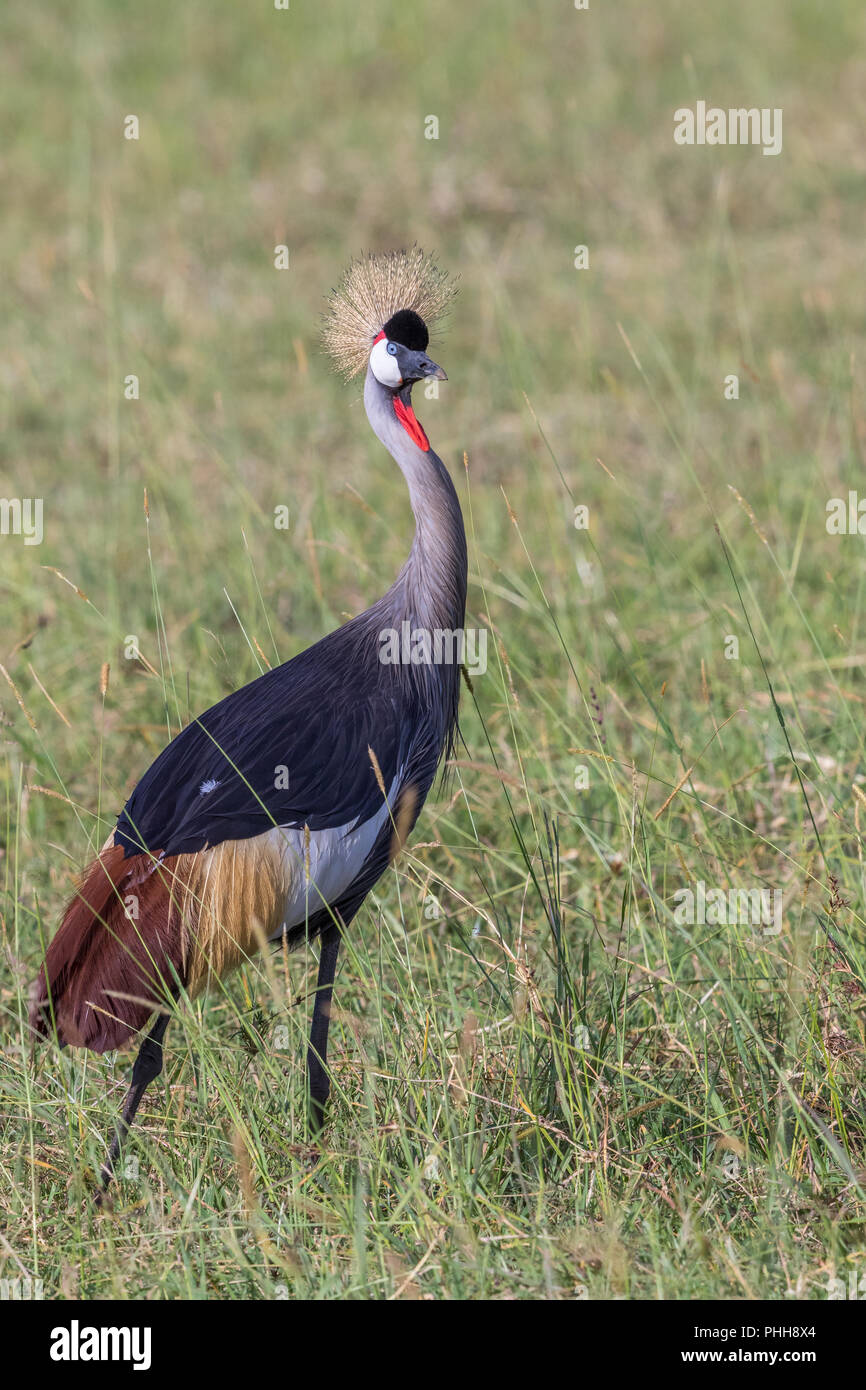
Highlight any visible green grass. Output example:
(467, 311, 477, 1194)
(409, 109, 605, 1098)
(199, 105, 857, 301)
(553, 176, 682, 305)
(2, 0, 866, 1300)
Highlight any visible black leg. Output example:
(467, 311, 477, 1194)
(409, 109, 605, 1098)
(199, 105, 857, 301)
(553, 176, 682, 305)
(307, 924, 341, 1133)
(95, 1011, 170, 1205)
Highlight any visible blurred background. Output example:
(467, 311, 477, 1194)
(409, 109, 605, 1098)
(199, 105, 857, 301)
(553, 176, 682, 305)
(2, 0, 866, 1300)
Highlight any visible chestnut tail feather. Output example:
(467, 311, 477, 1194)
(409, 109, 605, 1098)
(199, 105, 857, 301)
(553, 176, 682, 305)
(29, 845, 186, 1053)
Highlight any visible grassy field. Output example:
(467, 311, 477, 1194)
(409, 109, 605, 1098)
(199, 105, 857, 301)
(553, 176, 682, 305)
(2, 0, 866, 1300)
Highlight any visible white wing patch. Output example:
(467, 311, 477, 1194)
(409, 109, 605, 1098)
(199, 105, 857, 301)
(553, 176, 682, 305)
(268, 773, 401, 939)
(199, 778, 221, 795)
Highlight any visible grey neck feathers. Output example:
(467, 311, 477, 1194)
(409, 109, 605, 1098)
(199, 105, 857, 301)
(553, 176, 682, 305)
(363, 366, 467, 636)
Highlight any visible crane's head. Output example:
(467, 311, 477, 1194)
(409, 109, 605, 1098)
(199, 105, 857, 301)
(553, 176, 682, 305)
(323, 247, 457, 385)
(368, 309, 447, 393)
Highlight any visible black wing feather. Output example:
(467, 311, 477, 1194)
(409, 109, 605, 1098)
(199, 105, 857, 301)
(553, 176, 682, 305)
(115, 623, 412, 858)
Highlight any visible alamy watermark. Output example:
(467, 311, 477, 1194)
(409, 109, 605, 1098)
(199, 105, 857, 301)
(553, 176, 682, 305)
(0, 497, 43, 545)
(674, 103, 782, 157)
(378, 622, 487, 676)
(826, 492, 866, 535)
(49, 1321, 151, 1370)
(822, 1269, 866, 1300)
(1, 1277, 44, 1299)
(674, 880, 782, 937)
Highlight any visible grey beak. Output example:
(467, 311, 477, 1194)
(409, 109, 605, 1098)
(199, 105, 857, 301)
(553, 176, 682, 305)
(421, 357, 447, 382)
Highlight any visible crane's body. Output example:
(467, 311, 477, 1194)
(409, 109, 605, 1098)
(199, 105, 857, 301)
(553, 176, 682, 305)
(30, 251, 466, 1196)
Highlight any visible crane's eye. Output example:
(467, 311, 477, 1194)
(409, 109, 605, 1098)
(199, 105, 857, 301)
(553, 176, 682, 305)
(386, 341, 398, 356)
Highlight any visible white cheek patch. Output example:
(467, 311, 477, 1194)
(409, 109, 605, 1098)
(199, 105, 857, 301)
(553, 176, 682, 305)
(369, 336, 403, 388)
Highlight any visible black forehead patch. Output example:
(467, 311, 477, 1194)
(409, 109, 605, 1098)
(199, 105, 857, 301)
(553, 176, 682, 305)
(382, 308, 429, 352)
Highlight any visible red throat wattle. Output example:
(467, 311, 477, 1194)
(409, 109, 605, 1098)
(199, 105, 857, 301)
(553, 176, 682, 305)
(393, 397, 430, 451)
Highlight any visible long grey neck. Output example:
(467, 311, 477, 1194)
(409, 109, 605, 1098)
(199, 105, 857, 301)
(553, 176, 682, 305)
(363, 366, 467, 634)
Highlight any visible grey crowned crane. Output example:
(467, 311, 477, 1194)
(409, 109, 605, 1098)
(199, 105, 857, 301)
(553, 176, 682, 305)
(30, 248, 467, 1197)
